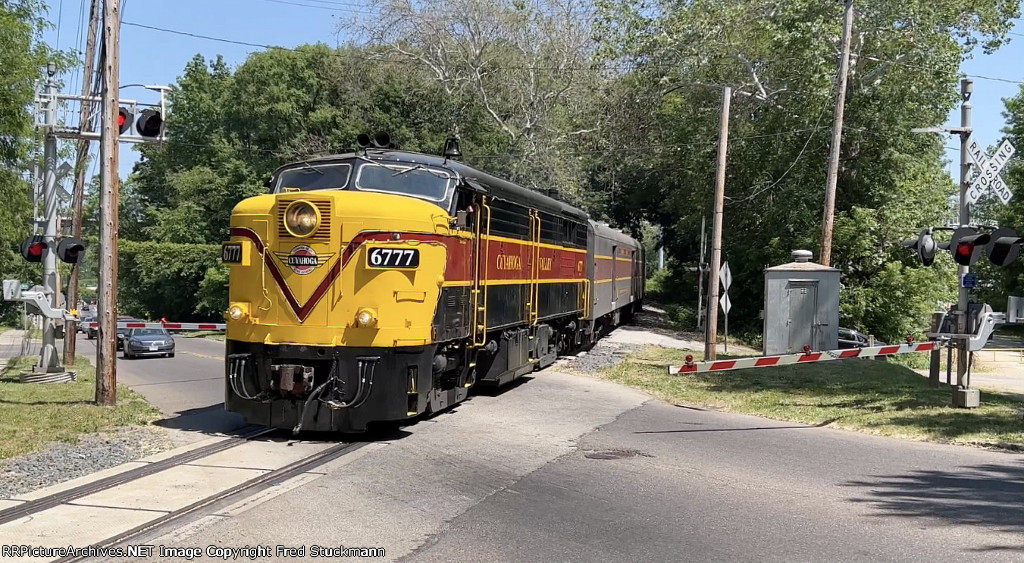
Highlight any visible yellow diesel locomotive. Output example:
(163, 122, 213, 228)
(221, 139, 644, 432)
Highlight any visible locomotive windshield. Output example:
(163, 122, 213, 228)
(275, 163, 352, 191)
(273, 160, 454, 206)
(354, 162, 453, 202)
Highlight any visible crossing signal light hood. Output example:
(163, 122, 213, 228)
(949, 227, 990, 266)
(135, 108, 163, 137)
(985, 227, 1022, 267)
(20, 235, 47, 262)
(117, 107, 132, 134)
(56, 237, 86, 264)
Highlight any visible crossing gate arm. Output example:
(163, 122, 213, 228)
(86, 321, 226, 331)
(668, 341, 942, 375)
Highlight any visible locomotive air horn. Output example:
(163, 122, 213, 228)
(356, 133, 371, 148)
(372, 132, 392, 148)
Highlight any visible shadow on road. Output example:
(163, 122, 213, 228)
(843, 461, 1024, 540)
(154, 403, 246, 435)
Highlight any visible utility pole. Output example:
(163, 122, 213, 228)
(819, 0, 854, 267)
(696, 215, 706, 330)
(954, 78, 973, 405)
(705, 86, 730, 362)
(64, 0, 101, 365)
(96, 0, 120, 406)
(39, 62, 63, 373)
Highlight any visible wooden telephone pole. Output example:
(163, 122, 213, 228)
(704, 86, 731, 362)
(819, 0, 854, 267)
(63, 0, 100, 365)
(96, 0, 120, 406)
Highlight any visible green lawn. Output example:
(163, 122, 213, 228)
(0, 356, 161, 461)
(600, 346, 1024, 448)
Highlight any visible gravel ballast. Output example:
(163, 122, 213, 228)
(0, 426, 173, 499)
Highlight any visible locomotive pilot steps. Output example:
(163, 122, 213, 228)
(222, 143, 644, 432)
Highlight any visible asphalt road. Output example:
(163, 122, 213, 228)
(144, 369, 1023, 563)
(74, 333, 244, 439)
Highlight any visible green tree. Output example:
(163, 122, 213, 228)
(0, 1, 71, 323)
(591, 0, 1017, 342)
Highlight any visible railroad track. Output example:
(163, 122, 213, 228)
(0, 422, 378, 563)
(0, 425, 272, 526)
(53, 438, 369, 563)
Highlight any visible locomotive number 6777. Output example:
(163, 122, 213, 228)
(222, 137, 644, 433)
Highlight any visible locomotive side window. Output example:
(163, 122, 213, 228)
(274, 163, 352, 192)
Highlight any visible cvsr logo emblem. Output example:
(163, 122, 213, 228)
(274, 245, 333, 275)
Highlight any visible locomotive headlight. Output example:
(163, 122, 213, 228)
(284, 200, 319, 237)
(227, 302, 250, 321)
(355, 308, 377, 327)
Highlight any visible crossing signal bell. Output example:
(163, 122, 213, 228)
(901, 229, 937, 266)
(949, 227, 991, 267)
(56, 237, 86, 264)
(985, 227, 1022, 267)
(20, 235, 47, 262)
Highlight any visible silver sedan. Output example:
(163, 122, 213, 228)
(123, 328, 176, 359)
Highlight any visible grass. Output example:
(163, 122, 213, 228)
(0, 356, 161, 461)
(598, 346, 1024, 448)
(180, 330, 225, 342)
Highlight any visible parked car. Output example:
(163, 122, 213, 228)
(122, 327, 175, 359)
(79, 315, 94, 333)
(837, 327, 886, 349)
(88, 316, 144, 348)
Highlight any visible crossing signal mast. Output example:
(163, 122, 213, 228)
(2, 4, 168, 394)
(907, 78, 1021, 408)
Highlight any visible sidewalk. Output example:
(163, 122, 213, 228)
(0, 329, 28, 373)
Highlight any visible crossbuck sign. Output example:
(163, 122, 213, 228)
(966, 136, 1015, 205)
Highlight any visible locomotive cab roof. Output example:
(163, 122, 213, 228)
(270, 149, 589, 223)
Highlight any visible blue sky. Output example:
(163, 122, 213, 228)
(39, 2, 1023, 184)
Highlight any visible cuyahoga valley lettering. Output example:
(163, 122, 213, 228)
(496, 254, 522, 270)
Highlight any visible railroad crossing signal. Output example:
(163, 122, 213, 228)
(950, 227, 990, 266)
(20, 235, 47, 262)
(985, 227, 1022, 267)
(56, 237, 86, 263)
(965, 136, 1015, 204)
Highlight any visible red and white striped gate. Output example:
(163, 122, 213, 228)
(85, 321, 226, 331)
(668, 341, 939, 375)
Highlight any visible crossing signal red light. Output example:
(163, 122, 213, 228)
(117, 107, 132, 134)
(135, 108, 163, 137)
(949, 227, 990, 266)
(20, 235, 47, 262)
(56, 237, 86, 264)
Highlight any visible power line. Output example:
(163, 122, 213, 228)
(122, 20, 291, 50)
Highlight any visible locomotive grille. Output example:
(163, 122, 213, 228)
(277, 200, 332, 240)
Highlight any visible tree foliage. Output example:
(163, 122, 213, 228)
(122, 0, 1019, 339)
(0, 1, 69, 323)
(589, 0, 1016, 341)
(117, 241, 220, 321)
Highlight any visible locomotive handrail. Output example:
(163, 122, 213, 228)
(472, 197, 492, 347)
(529, 209, 540, 326)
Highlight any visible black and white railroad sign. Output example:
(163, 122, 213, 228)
(966, 136, 1015, 205)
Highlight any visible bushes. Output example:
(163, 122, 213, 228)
(118, 241, 222, 321)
